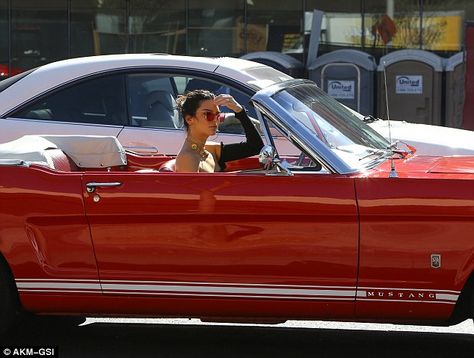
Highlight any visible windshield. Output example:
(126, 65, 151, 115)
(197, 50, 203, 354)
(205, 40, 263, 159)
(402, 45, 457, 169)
(271, 82, 390, 170)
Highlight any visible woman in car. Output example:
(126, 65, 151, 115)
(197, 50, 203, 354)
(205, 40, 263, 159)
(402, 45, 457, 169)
(175, 89, 263, 172)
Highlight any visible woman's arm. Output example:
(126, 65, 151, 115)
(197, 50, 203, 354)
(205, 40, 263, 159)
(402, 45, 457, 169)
(218, 109, 264, 170)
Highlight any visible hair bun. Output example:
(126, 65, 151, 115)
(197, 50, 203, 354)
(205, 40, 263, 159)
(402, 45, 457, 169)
(176, 95, 187, 110)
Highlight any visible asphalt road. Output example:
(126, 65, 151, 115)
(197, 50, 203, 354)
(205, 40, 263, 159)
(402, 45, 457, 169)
(1, 318, 473, 358)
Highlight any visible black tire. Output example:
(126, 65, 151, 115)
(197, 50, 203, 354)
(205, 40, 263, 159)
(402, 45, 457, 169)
(19, 312, 86, 329)
(471, 284, 474, 322)
(0, 259, 18, 336)
(449, 274, 474, 325)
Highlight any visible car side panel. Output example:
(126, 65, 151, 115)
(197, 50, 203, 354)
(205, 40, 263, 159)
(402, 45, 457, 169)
(355, 177, 474, 321)
(82, 172, 359, 319)
(0, 166, 100, 311)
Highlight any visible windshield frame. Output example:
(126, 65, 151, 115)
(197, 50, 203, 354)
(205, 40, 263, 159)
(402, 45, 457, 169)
(251, 79, 391, 174)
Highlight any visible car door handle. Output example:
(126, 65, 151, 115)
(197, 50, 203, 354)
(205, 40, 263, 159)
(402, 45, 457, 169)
(86, 182, 122, 193)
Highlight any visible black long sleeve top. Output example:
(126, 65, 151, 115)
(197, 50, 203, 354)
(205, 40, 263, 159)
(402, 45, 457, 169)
(217, 110, 264, 171)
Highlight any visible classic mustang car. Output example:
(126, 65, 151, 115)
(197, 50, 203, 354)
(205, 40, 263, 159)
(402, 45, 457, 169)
(0, 79, 473, 334)
(1, 53, 473, 156)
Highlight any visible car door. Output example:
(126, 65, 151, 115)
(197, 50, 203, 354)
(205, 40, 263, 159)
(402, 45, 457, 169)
(0, 164, 101, 311)
(82, 168, 358, 319)
(3, 74, 126, 144)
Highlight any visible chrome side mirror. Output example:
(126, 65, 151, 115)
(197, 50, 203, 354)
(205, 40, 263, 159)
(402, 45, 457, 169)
(259, 145, 276, 170)
(258, 145, 293, 176)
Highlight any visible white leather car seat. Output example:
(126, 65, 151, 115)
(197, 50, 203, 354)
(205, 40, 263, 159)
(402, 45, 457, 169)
(144, 90, 180, 128)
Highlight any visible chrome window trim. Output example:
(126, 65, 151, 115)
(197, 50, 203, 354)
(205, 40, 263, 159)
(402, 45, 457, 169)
(253, 102, 337, 174)
(252, 79, 362, 175)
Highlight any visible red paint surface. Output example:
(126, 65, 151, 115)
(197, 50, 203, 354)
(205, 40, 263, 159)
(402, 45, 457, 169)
(1, 153, 473, 324)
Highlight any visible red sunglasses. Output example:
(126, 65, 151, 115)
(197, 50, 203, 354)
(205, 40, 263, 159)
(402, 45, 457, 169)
(199, 110, 222, 122)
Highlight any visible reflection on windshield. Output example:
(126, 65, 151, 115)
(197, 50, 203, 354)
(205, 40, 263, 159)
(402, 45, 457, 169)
(273, 83, 390, 170)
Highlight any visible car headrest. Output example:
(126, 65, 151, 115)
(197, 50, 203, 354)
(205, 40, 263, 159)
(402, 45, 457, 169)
(144, 90, 183, 129)
(146, 90, 176, 112)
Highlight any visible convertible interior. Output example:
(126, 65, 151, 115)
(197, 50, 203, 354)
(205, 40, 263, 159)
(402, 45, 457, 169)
(0, 135, 261, 173)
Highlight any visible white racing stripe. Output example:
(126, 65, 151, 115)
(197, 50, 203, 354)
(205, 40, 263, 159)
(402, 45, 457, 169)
(356, 298, 456, 305)
(101, 280, 355, 289)
(101, 283, 355, 298)
(18, 289, 102, 294)
(102, 291, 356, 301)
(436, 293, 459, 302)
(16, 279, 355, 300)
(17, 281, 101, 290)
(15, 278, 459, 304)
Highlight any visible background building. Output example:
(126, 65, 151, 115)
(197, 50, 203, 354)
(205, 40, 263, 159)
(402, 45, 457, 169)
(2, 0, 474, 77)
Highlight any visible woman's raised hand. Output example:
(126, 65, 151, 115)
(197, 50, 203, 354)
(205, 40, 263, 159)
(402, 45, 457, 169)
(214, 94, 243, 113)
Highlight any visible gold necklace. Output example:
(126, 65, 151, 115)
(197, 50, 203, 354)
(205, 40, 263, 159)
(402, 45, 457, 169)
(187, 138, 209, 161)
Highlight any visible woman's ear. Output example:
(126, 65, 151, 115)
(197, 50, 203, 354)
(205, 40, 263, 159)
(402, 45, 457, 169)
(185, 114, 194, 127)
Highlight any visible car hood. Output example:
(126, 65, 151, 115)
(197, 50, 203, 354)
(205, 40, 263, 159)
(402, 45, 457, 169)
(366, 155, 474, 178)
(368, 120, 474, 156)
(426, 156, 474, 174)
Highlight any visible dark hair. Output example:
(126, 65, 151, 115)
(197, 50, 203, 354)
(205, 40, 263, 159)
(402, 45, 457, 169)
(176, 89, 215, 129)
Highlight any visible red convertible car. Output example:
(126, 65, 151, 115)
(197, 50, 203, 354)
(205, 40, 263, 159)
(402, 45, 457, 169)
(0, 79, 473, 334)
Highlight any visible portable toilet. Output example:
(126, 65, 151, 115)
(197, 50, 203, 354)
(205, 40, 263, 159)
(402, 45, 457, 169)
(308, 49, 377, 116)
(241, 51, 305, 78)
(445, 52, 465, 128)
(377, 49, 444, 125)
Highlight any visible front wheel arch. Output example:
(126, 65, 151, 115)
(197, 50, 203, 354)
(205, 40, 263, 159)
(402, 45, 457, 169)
(0, 253, 20, 335)
(449, 273, 474, 325)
